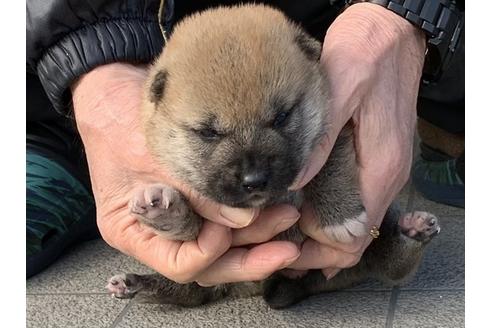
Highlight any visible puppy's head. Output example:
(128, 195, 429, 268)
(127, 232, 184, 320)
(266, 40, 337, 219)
(144, 5, 329, 208)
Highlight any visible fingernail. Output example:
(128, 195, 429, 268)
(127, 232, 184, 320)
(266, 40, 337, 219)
(280, 244, 301, 267)
(288, 166, 307, 191)
(219, 206, 259, 228)
(281, 251, 301, 267)
(196, 281, 214, 287)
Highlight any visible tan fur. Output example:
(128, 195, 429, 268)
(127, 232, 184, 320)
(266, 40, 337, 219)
(142, 5, 326, 192)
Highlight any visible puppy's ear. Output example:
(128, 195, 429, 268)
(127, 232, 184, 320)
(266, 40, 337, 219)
(149, 70, 168, 104)
(295, 30, 321, 61)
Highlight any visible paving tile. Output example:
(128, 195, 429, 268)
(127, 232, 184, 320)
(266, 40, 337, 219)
(392, 290, 464, 328)
(27, 239, 153, 294)
(402, 215, 464, 290)
(116, 292, 390, 328)
(411, 191, 465, 217)
(26, 294, 129, 328)
(396, 180, 412, 212)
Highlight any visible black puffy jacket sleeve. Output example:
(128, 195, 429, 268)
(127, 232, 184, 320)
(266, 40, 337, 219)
(26, 0, 174, 114)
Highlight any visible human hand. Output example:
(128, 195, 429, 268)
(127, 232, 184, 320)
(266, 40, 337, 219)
(288, 3, 426, 278)
(72, 63, 301, 285)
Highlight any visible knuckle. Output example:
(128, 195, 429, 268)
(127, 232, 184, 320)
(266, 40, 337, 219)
(163, 261, 197, 284)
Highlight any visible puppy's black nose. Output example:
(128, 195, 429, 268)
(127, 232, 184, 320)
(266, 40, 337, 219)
(242, 170, 268, 192)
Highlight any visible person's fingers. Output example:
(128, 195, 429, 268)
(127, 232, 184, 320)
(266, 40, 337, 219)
(231, 205, 300, 247)
(286, 27, 370, 193)
(181, 186, 259, 228)
(289, 134, 334, 191)
(126, 219, 233, 283)
(288, 238, 363, 271)
(298, 203, 368, 254)
(358, 157, 410, 221)
(195, 241, 300, 286)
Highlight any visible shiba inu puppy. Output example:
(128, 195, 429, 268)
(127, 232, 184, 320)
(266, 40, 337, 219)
(106, 4, 440, 308)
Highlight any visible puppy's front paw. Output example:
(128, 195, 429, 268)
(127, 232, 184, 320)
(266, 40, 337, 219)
(323, 211, 369, 243)
(130, 184, 183, 219)
(130, 184, 201, 240)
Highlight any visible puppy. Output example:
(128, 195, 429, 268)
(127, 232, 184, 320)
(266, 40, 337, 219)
(106, 4, 440, 309)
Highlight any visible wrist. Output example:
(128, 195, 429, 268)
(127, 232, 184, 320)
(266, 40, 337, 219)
(325, 3, 426, 62)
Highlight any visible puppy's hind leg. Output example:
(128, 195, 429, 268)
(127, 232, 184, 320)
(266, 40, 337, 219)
(107, 273, 228, 307)
(368, 207, 440, 285)
(262, 204, 441, 309)
(263, 268, 373, 309)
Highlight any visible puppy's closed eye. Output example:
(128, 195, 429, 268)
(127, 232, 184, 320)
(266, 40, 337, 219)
(272, 111, 291, 128)
(270, 95, 303, 129)
(192, 126, 223, 142)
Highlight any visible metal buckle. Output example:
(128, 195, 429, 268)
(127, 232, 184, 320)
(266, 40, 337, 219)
(422, 10, 463, 84)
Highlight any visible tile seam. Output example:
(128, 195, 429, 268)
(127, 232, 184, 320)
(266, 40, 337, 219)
(109, 300, 133, 328)
(385, 286, 400, 328)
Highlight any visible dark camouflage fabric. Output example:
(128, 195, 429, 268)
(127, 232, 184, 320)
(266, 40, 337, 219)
(413, 157, 464, 188)
(26, 150, 95, 256)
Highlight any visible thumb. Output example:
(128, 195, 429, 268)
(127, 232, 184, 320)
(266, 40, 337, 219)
(182, 186, 259, 229)
(288, 132, 337, 191)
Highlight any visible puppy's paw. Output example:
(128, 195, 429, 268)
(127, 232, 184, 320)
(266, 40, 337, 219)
(130, 184, 185, 219)
(399, 211, 440, 243)
(106, 274, 141, 299)
(323, 211, 369, 243)
(130, 184, 201, 240)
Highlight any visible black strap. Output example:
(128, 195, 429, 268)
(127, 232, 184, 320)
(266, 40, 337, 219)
(346, 0, 463, 82)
